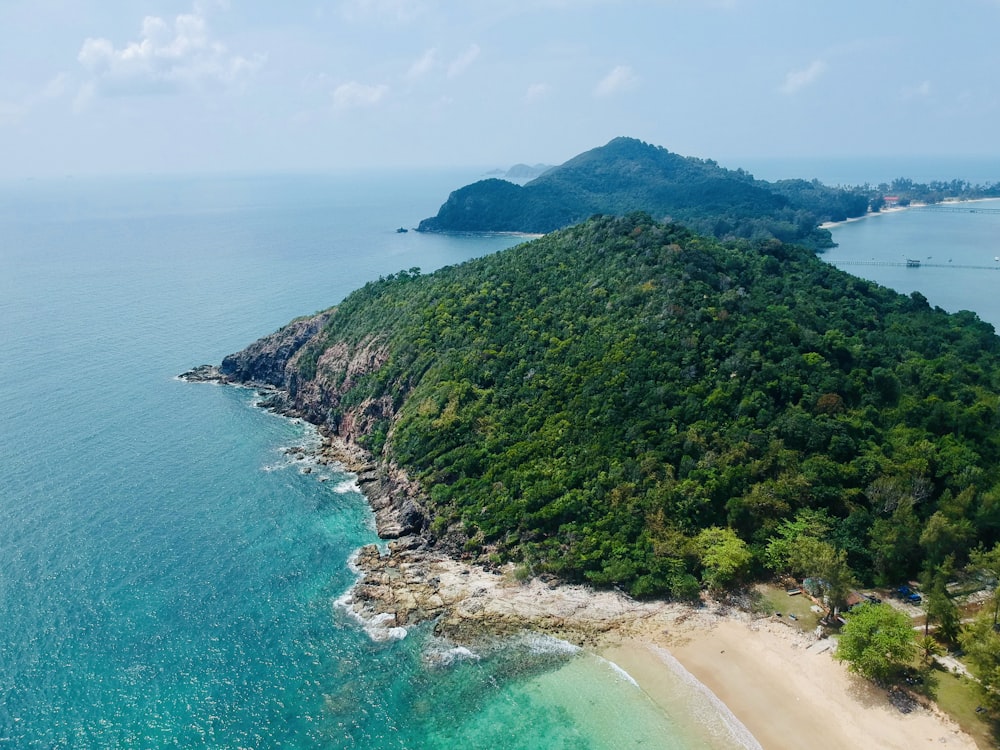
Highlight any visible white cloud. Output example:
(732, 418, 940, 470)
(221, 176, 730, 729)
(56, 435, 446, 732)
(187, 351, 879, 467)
(332, 81, 389, 109)
(406, 48, 437, 80)
(524, 83, 550, 103)
(779, 60, 827, 95)
(76, 6, 263, 98)
(901, 80, 932, 100)
(447, 44, 480, 78)
(593, 65, 637, 97)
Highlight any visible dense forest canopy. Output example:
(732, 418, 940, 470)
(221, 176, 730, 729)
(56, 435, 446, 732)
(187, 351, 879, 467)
(270, 213, 1000, 598)
(416, 137, 871, 249)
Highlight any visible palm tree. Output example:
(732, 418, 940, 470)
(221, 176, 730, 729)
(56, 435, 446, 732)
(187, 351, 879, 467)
(918, 634, 944, 665)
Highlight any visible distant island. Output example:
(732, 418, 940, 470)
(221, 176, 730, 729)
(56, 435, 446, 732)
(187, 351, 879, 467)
(417, 137, 868, 249)
(502, 163, 553, 183)
(417, 137, 1000, 251)
(483, 163, 554, 184)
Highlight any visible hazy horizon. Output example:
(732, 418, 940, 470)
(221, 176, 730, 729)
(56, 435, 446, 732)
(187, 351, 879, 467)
(3, 1, 998, 179)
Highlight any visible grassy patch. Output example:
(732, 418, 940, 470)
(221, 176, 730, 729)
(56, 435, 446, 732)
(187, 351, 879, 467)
(926, 665, 1000, 750)
(754, 583, 823, 633)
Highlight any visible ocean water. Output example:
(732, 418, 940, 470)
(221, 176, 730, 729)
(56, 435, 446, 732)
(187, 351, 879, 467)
(0, 172, 750, 749)
(825, 199, 1000, 330)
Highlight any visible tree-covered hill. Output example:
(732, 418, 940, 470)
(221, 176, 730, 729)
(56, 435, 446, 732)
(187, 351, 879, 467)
(417, 137, 870, 249)
(224, 214, 1000, 599)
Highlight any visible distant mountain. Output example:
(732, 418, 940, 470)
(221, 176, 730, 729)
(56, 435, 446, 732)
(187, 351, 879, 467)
(503, 163, 553, 183)
(418, 137, 870, 249)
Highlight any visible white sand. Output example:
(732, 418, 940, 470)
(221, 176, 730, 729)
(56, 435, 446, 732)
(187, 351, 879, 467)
(604, 619, 976, 750)
(347, 547, 978, 749)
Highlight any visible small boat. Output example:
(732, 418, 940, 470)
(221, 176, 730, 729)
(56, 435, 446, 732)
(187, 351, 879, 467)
(905, 258, 921, 267)
(396, 227, 409, 233)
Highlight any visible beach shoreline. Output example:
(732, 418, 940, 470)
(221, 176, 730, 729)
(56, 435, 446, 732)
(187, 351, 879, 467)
(183, 375, 981, 749)
(820, 203, 912, 230)
(602, 622, 975, 750)
(337, 530, 978, 750)
(820, 197, 1000, 230)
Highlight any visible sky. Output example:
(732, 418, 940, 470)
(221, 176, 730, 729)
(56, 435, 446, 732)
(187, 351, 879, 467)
(2, 0, 999, 178)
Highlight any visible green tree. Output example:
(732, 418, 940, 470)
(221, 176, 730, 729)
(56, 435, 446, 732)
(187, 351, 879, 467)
(788, 537, 856, 617)
(917, 635, 944, 665)
(869, 498, 922, 585)
(920, 564, 960, 643)
(836, 602, 917, 683)
(920, 511, 973, 569)
(763, 509, 832, 573)
(959, 612, 1000, 711)
(969, 543, 1000, 628)
(695, 526, 752, 591)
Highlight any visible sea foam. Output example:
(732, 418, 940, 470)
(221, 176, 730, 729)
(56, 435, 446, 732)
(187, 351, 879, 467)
(599, 657, 640, 687)
(333, 587, 408, 643)
(421, 637, 480, 669)
(649, 645, 764, 750)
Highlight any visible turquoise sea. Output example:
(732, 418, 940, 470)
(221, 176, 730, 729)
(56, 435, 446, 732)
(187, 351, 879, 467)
(1, 168, 998, 749)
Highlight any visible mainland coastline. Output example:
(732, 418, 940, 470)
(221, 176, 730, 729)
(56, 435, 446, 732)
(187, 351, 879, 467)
(178, 198, 994, 747)
(317, 430, 977, 750)
(180, 362, 981, 749)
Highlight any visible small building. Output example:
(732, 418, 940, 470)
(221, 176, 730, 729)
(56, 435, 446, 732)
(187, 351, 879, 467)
(802, 577, 824, 598)
(845, 591, 866, 610)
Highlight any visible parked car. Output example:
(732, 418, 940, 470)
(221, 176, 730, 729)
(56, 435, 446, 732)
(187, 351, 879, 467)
(894, 585, 921, 604)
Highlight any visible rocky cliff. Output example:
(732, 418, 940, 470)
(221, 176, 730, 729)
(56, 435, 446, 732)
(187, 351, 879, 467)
(184, 309, 431, 544)
(219, 312, 332, 388)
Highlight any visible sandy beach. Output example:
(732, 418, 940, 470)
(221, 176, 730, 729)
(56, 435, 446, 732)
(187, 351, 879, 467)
(819, 203, 912, 229)
(604, 620, 976, 750)
(343, 542, 979, 750)
(819, 197, 1000, 230)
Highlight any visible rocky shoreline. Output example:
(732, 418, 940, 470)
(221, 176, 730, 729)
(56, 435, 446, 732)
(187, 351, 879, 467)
(180, 363, 723, 648)
(178, 367, 981, 750)
(343, 539, 729, 648)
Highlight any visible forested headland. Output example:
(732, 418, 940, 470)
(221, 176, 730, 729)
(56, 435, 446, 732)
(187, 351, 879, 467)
(222, 213, 1000, 607)
(417, 137, 873, 249)
(416, 137, 1000, 251)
